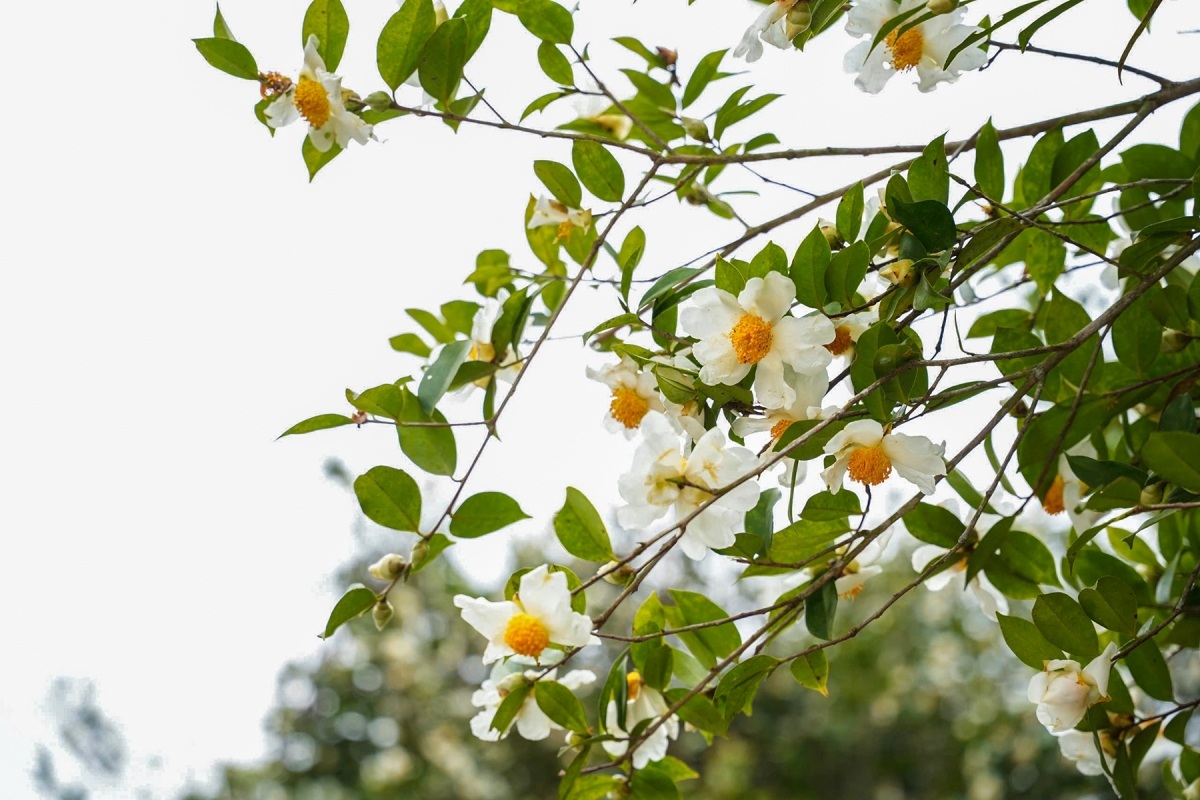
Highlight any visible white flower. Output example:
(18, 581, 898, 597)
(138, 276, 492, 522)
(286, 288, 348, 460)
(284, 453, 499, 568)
(446, 299, 521, 399)
(653, 351, 708, 442)
(617, 412, 761, 560)
(681, 271, 835, 410)
(823, 310, 877, 359)
(1027, 643, 1118, 733)
(843, 0, 986, 94)
(368, 553, 406, 582)
(572, 78, 634, 140)
(1042, 443, 1101, 535)
(833, 527, 894, 599)
(1057, 730, 1114, 778)
(733, 0, 807, 63)
(586, 356, 665, 438)
(732, 368, 834, 487)
(528, 195, 592, 242)
(602, 672, 679, 769)
(453, 565, 598, 664)
(470, 669, 596, 742)
(911, 543, 1008, 621)
(265, 35, 373, 152)
(821, 419, 946, 495)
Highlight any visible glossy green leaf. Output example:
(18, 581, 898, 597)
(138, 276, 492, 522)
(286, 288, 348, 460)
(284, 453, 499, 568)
(397, 390, 457, 476)
(836, 182, 865, 243)
(301, 138, 342, 182)
(491, 679, 532, 733)
(534, 681, 590, 734)
(354, 466, 422, 532)
(682, 48, 727, 108)
(888, 197, 957, 252)
(1078, 575, 1138, 635)
(377, 0, 436, 90)
(790, 226, 831, 309)
(302, 0, 350, 72)
(1032, 592, 1099, 659)
(417, 339, 470, 414)
(537, 41, 574, 85)
(1124, 639, 1174, 701)
(974, 118, 1005, 200)
(279, 414, 355, 438)
(533, 160, 583, 208)
(572, 140, 625, 202)
(801, 491, 861, 522)
(806, 580, 838, 641)
(516, 0, 573, 43)
(554, 487, 614, 562)
(419, 17, 467, 106)
(321, 584, 377, 639)
(790, 650, 829, 696)
(193, 38, 258, 80)
(998, 613, 1064, 669)
(669, 590, 741, 668)
(450, 492, 529, 538)
(1141, 432, 1200, 493)
(714, 655, 777, 720)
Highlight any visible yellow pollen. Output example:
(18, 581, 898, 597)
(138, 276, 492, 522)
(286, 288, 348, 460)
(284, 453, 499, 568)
(555, 220, 575, 242)
(769, 419, 794, 441)
(886, 28, 925, 72)
(293, 77, 331, 128)
(840, 584, 865, 600)
(847, 445, 892, 486)
(1043, 475, 1066, 516)
(626, 671, 644, 700)
(503, 613, 549, 658)
(610, 387, 650, 429)
(826, 325, 854, 356)
(730, 314, 773, 364)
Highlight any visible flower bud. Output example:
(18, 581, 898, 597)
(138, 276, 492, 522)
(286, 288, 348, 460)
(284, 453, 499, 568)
(364, 91, 393, 112)
(410, 540, 430, 568)
(1140, 481, 1165, 507)
(787, 2, 813, 32)
(372, 599, 394, 631)
(681, 117, 710, 142)
(879, 259, 917, 287)
(351, 409, 368, 425)
(927, 0, 958, 13)
(369, 554, 407, 582)
(1162, 329, 1191, 354)
(433, 0, 449, 26)
(599, 560, 636, 586)
(819, 218, 844, 250)
(656, 47, 678, 66)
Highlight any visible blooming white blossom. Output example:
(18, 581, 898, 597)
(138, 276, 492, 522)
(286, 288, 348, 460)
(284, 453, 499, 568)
(453, 565, 598, 664)
(617, 412, 761, 560)
(732, 368, 834, 487)
(1042, 443, 1101, 535)
(586, 356, 664, 438)
(834, 526, 894, 599)
(1027, 643, 1118, 733)
(446, 299, 521, 399)
(528, 195, 593, 241)
(470, 668, 596, 742)
(265, 35, 373, 152)
(910, 543, 1008, 621)
(571, 78, 634, 140)
(843, 0, 987, 94)
(1056, 730, 1114, 778)
(821, 419, 946, 495)
(681, 271, 835, 409)
(602, 672, 679, 768)
(823, 309, 878, 360)
(733, 0, 808, 63)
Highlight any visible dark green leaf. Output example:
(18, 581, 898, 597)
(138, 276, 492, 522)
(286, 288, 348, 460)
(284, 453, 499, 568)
(193, 37, 258, 80)
(1032, 592, 1099, 659)
(537, 41, 574, 85)
(806, 580, 838, 641)
(669, 590, 741, 668)
(889, 197, 957, 252)
(1141, 432, 1200, 493)
(535, 681, 591, 734)
(1124, 639, 1174, 701)
(354, 466, 422, 532)
(321, 585, 377, 639)
(534, 160, 583, 207)
(903, 502, 965, 548)
(998, 613, 1064, 669)
(836, 183, 865, 243)
(491, 680, 532, 733)
(418, 339, 471, 414)
(682, 49, 727, 108)
(418, 17, 467, 106)
(302, 0, 350, 72)
(790, 650, 829, 695)
(554, 487, 615, 562)
(1079, 575, 1138, 634)
(975, 118, 1005, 200)
(572, 140, 625, 202)
(377, 0, 436, 90)
(516, 0, 573, 43)
(790, 226, 831, 309)
(801, 491, 861, 522)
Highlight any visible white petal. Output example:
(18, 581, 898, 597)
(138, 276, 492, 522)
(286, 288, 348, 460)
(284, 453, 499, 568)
(881, 433, 946, 495)
(737, 272, 795, 323)
(824, 419, 884, 456)
(695, 336, 751, 386)
(1082, 643, 1117, 699)
(753, 352, 793, 410)
(820, 456, 851, 494)
(514, 701, 555, 740)
(264, 94, 300, 128)
(681, 287, 743, 339)
(454, 595, 518, 642)
(470, 707, 504, 741)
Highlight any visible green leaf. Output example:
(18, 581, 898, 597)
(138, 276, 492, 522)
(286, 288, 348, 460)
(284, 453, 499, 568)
(1160, 395, 1198, 434)
(533, 160, 583, 208)
(974, 119, 1005, 200)
(572, 140, 625, 202)
(1124, 639, 1174, 701)
(377, 0, 437, 90)
(642, 644, 674, 692)
(745, 488, 781, 557)
(966, 309, 1031, 339)
(664, 687, 727, 740)
(997, 613, 1064, 669)
(563, 775, 622, 800)
(1122, 143, 1196, 181)
(599, 652, 630, 733)
(1141, 432, 1200, 493)
(397, 390, 457, 476)
(1079, 576, 1139, 635)
(668, 590, 741, 668)
(450, 492, 529, 538)
(516, 0, 573, 43)
(419, 17, 468, 106)
(790, 650, 829, 696)
(1020, 127, 1065, 204)
(715, 256, 748, 295)
(682, 48, 727, 108)
(988, 530, 1060, 595)
(554, 487, 614, 562)
(278, 414, 355, 438)
(714, 655, 777, 720)
(836, 183, 865, 243)
(418, 339, 471, 414)
(491, 679, 532, 733)
(628, 769, 679, 800)
(389, 332, 432, 357)
(321, 584, 377, 639)
(801, 491, 861, 522)
(1112, 289, 1160, 375)
(888, 197, 957, 252)
(1026, 229, 1066, 295)
(537, 41, 574, 85)
(903, 502, 965, 548)
(908, 135, 949, 205)
(302, 0, 350, 72)
(618, 226, 645, 301)
(213, 4, 237, 39)
(806, 580, 838, 641)
(354, 466, 422, 532)
(765, 519, 850, 566)
(193, 38, 258, 80)
(522, 90, 570, 121)
(301, 137, 341, 181)
(790, 226, 831, 309)
(534, 681, 591, 734)
(1032, 592, 1099, 659)
(825, 241, 869, 307)
(453, 0, 493, 60)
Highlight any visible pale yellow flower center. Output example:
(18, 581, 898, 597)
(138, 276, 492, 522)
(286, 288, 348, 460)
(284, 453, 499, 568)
(469, 341, 496, 362)
(626, 671, 644, 701)
(770, 419, 794, 441)
(610, 387, 650, 429)
(294, 77, 331, 128)
(847, 445, 893, 486)
(730, 314, 773, 364)
(825, 325, 854, 356)
(503, 613, 549, 657)
(886, 28, 924, 72)
(1043, 475, 1066, 515)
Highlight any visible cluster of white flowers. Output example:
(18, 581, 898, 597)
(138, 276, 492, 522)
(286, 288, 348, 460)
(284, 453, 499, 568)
(734, 0, 988, 94)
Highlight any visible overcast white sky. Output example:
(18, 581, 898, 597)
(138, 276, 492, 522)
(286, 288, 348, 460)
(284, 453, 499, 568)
(1, 0, 1195, 796)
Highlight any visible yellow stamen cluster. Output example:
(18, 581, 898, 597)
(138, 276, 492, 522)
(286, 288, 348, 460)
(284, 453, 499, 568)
(770, 418, 794, 441)
(847, 445, 893, 486)
(610, 387, 650, 430)
(503, 613, 550, 657)
(1043, 475, 1066, 516)
(293, 77, 331, 128)
(825, 325, 854, 356)
(730, 314, 773, 364)
(886, 28, 925, 72)
(626, 671, 644, 701)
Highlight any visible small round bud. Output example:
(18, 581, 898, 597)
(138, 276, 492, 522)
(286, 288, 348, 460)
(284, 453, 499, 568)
(787, 3, 813, 31)
(1162, 330, 1191, 354)
(565, 731, 586, 747)
(369, 553, 407, 582)
(927, 0, 958, 13)
(1140, 482, 1165, 507)
(818, 218, 845, 250)
(599, 560, 636, 586)
(681, 117, 710, 143)
(433, 0, 449, 26)
(364, 91, 393, 112)
(372, 599, 394, 631)
(410, 540, 430, 568)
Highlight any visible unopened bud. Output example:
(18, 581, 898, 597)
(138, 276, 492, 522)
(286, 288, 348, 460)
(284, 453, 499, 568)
(410, 540, 430, 568)
(1162, 329, 1191, 354)
(1140, 482, 1165, 507)
(1009, 399, 1030, 418)
(879, 258, 917, 287)
(364, 91, 393, 112)
(787, 2, 813, 31)
(599, 560, 636, 586)
(433, 0, 449, 26)
(681, 117, 710, 142)
(372, 599, 394, 631)
(819, 218, 844, 250)
(369, 553, 407, 582)
(928, 0, 958, 12)
(565, 731, 586, 747)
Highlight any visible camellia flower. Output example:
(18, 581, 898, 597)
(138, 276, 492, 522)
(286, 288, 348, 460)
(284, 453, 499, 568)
(681, 271, 835, 410)
(602, 671, 679, 768)
(833, 527, 894, 599)
(586, 356, 664, 437)
(470, 668, 595, 742)
(843, 0, 987, 94)
(1043, 445, 1101, 534)
(617, 412, 760, 560)
(528, 195, 592, 242)
(732, 368, 834, 487)
(733, 0, 810, 63)
(823, 310, 877, 360)
(1027, 643, 1118, 733)
(1056, 730, 1114, 778)
(572, 78, 634, 140)
(821, 420, 946, 495)
(908, 500, 1008, 621)
(447, 299, 521, 398)
(453, 565, 598, 664)
(265, 35, 373, 152)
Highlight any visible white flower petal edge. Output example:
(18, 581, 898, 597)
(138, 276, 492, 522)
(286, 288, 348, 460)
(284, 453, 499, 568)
(586, 356, 665, 438)
(909, 542, 1008, 621)
(1056, 730, 1113, 778)
(1027, 643, 1118, 733)
(265, 35, 373, 151)
(470, 669, 596, 742)
(602, 679, 679, 769)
